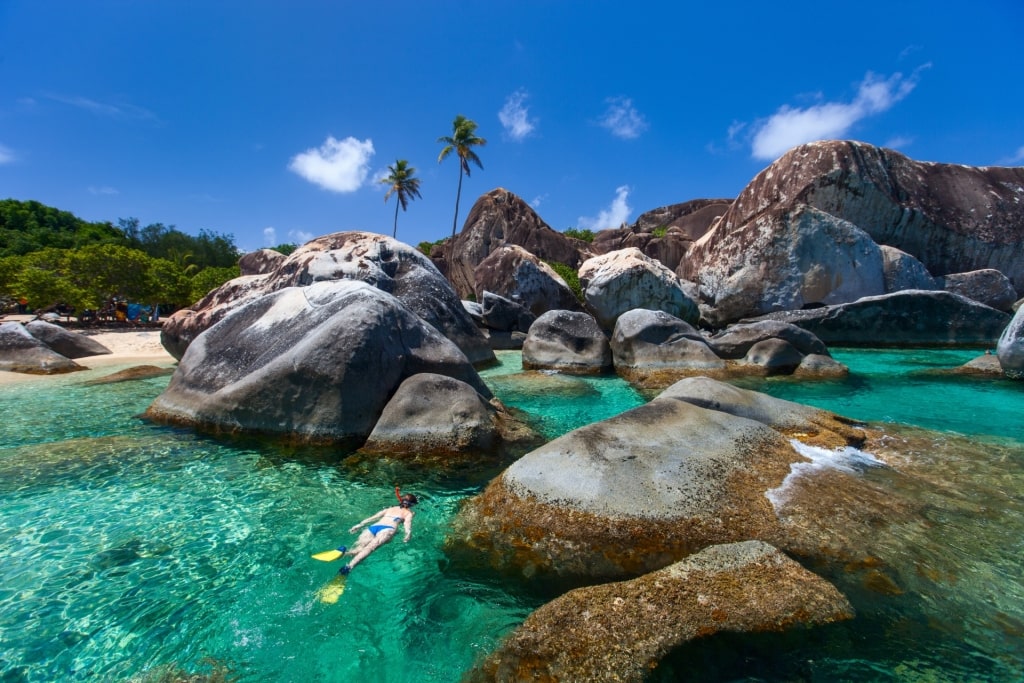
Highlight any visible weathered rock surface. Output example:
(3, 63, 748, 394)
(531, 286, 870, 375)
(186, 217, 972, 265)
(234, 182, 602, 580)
(939, 268, 1018, 311)
(473, 245, 581, 315)
(471, 541, 853, 683)
(480, 290, 536, 333)
(742, 338, 805, 375)
(238, 248, 286, 276)
(880, 245, 939, 293)
(610, 309, 724, 386)
(447, 378, 866, 581)
(80, 365, 175, 385)
(163, 232, 494, 365)
(687, 204, 886, 326)
(145, 280, 490, 445)
(591, 199, 731, 271)
(439, 188, 592, 299)
(24, 320, 112, 358)
(744, 290, 1011, 347)
(0, 322, 85, 374)
(521, 310, 611, 374)
(579, 248, 699, 329)
(685, 140, 1024, 325)
(997, 305, 1024, 378)
(707, 320, 831, 359)
(360, 373, 535, 457)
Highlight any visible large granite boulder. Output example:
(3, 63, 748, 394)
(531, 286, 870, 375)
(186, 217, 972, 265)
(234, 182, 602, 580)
(0, 322, 85, 374)
(24, 320, 111, 358)
(145, 280, 490, 445)
(447, 378, 866, 581)
(591, 199, 731, 271)
(521, 310, 612, 375)
(471, 541, 853, 683)
(473, 245, 581, 316)
(439, 188, 592, 299)
(238, 248, 286, 276)
(685, 140, 1024, 322)
(939, 269, 1018, 311)
(880, 245, 940, 293)
(687, 204, 886, 326)
(744, 290, 1011, 346)
(996, 305, 1024, 378)
(162, 232, 494, 365)
(479, 291, 535, 333)
(360, 373, 537, 457)
(707, 320, 831, 358)
(610, 309, 724, 385)
(579, 248, 699, 329)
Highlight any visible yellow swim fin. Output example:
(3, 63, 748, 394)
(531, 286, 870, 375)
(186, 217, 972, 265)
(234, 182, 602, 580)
(311, 546, 346, 562)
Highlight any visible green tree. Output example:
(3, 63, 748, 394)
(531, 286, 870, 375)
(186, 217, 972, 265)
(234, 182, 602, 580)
(437, 115, 486, 241)
(270, 243, 298, 256)
(0, 199, 122, 256)
(380, 159, 423, 239)
(189, 265, 240, 304)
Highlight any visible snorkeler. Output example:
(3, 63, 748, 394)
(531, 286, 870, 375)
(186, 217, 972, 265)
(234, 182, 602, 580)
(337, 486, 418, 575)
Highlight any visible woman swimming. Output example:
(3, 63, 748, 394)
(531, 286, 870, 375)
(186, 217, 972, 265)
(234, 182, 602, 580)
(338, 489, 418, 575)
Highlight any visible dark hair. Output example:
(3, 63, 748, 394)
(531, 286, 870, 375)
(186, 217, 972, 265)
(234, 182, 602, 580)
(401, 493, 419, 506)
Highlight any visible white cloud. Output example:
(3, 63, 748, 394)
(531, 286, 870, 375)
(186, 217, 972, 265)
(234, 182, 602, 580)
(1007, 145, 1024, 165)
(46, 93, 158, 122)
(499, 89, 536, 141)
(288, 136, 375, 193)
(289, 229, 314, 244)
(87, 185, 118, 195)
(263, 227, 277, 246)
(598, 97, 648, 139)
(749, 68, 928, 160)
(578, 185, 631, 230)
(883, 135, 914, 150)
(530, 193, 547, 209)
(0, 144, 15, 164)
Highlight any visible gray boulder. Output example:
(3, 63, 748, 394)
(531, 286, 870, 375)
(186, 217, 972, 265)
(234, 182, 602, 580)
(471, 541, 853, 683)
(580, 248, 699, 329)
(521, 310, 611, 375)
(145, 280, 490, 445)
(939, 268, 1018, 311)
(743, 290, 1010, 346)
(0, 322, 85, 374)
(742, 338, 805, 375)
(473, 245, 581, 316)
(610, 309, 724, 385)
(997, 305, 1024, 378)
(708, 320, 831, 359)
(480, 290, 536, 333)
(25, 320, 111, 358)
(880, 245, 940, 293)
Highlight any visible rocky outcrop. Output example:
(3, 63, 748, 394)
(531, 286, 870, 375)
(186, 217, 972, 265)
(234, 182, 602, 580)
(162, 232, 494, 365)
(521, 310, 612, 375)
(579, 248, 699, 329)
(360, 373, 537, 457)
(744, 290, 1011, 347)
(439, 188, 592, 299)
(685, 140, 1024, 325)
(708, 320, 831, 359)
(80, 365, 175, 385)
(447, 378, 866, 581)
(145, 280, 490, 445)
(939, 269, 1018, 311)
(471, 541, 853, 683)
(238, 248, 286, 276)
(479, 291, 535, 333)
(880, 245, 939, 293)
(997, 305, 1024, 378)
(0, 322, 85, 374)
(473, 245, 581, 315)
(610, 309, 725, 385)
(24, 320, 112, 359)
(591, 199, 731, 271)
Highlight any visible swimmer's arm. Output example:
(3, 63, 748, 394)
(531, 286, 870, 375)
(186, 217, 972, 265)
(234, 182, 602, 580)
(403, 511, 413, 543)
(349, 510, 385, 533)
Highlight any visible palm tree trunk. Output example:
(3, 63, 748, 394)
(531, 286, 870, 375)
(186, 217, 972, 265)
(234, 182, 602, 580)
(393, 200, 400, 238)
(450, 167, 465, 241)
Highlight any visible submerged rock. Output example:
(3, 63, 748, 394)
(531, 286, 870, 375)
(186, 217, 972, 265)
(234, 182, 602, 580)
(471, 541, 853, 683)
(145, 280, 489, 445)
(0, 322, 85, 375)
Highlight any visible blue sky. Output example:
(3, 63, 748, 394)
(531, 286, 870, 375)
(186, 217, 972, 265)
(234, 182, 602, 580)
(2, 1, 1022, 253)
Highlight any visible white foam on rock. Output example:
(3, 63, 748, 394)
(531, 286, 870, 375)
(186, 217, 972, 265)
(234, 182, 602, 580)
(766, 439, 885, 511)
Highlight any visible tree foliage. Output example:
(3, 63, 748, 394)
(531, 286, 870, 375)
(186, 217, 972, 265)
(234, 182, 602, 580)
(544, 260, 584, 303)
(0, 199, 123, 257)
(380, 159, 423, 239)
(563, 228, 595, 243)
(438, 115, 486, 240)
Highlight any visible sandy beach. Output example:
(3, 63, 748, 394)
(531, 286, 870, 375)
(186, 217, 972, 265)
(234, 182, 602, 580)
(0, 321, 175, 385)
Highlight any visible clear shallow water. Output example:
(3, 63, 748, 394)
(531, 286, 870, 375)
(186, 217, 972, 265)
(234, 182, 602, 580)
(1, 351, 1022, 681)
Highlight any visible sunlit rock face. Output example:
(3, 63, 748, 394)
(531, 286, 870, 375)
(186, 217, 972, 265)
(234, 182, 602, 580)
(0, 322, 86, 375)
(470, 541, 853, 683)
(579, 248, 699, 330)
(24, 320, 111, 359)
(163, 232, 494, 365)
(997, 305, 1024, 378)
(684, 140, 1024, 325)
(521, 310, 612, 375)
(146, 280, 490, 445)
(473, 245, 581, 316)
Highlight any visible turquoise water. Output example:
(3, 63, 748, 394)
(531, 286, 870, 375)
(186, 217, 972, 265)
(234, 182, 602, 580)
(1, 350, 1023, 681)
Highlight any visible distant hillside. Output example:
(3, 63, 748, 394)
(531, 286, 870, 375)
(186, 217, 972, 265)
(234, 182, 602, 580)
(0, 198, 124, 257)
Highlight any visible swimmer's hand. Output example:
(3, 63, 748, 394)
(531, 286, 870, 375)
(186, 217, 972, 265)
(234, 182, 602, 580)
(349, 525, 359, 533)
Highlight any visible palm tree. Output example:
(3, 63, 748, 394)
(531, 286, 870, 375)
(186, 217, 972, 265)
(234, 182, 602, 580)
(437, 115, 487, 241)
(380, 159, 422, 238)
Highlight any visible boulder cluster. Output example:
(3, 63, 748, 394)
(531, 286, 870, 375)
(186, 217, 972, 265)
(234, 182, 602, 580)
(0, 320, 110, 374)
